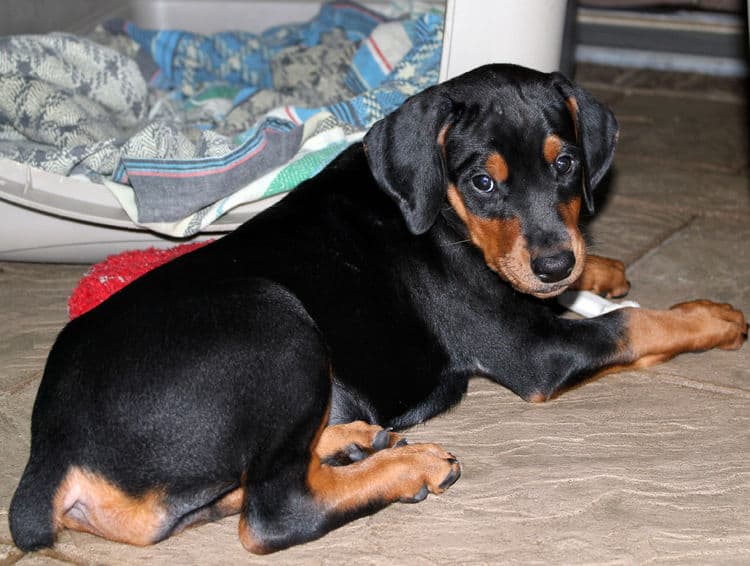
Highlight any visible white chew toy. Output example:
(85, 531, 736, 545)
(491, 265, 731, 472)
(557, 290, 640, 318)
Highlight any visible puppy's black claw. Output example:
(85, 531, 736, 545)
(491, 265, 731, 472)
(401, 484, 429, 503)
(345, 444, 369, 462)
(438, 463, 462, 490)
(610, 285, 631, 299)
(372, 428, 392, 451)
(394, 438, 408, 447)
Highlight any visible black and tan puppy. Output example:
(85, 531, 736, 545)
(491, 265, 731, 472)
(10, 64, 747, 554)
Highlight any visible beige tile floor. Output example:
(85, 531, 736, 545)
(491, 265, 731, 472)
(1, 65, 748, 564)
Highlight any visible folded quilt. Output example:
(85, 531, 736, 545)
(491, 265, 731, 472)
(0, 1, 444, 237)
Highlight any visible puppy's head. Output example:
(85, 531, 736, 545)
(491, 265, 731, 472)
(364, 64, 618, 299)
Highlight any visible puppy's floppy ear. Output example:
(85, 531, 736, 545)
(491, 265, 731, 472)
(364, 87, 454, 235)
(553, 73, 618, 213)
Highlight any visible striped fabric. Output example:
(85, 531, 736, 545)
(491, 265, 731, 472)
(0, 2, 445, 237)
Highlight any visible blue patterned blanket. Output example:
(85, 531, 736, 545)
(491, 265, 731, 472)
(0, 2, 444, 236)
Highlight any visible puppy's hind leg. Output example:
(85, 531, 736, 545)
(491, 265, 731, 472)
(238, 414, 461, 554)
(230, 293, 460, 554)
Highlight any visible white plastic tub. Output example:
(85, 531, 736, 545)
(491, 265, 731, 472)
(0, 0, 567, 262)
(0, 157, 284, 262)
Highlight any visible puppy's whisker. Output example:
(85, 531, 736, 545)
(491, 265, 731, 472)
(442, 239, 471, 247)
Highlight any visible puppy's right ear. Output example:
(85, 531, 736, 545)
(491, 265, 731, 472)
(552, 73, 619, 214)
(364, 88, 455, 235)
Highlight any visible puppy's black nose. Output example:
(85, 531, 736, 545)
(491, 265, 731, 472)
(531, 251, 575, 283)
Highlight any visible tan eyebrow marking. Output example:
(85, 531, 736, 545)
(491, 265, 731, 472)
(485, 152, 509, 182)
(543, 134, 563, 164)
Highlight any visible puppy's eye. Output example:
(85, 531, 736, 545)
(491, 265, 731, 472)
(471, 174, 495, 193)
(554, 155, 573, 174)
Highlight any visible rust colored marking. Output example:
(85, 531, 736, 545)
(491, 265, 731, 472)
(485, 152, 509, 182)
(527, 392, 548, 404)
(543, 134, 563, 164)
(580, 302, 746, 388)
(558, 196, 581, 231)
(556, 197, 587, 285)
(307, 443, 459, 513)
(437, 124, 451, 148)
(557, 197, 585, 262)
(306, 421, 459, 515)
(625, 301, 747, 365)
(52, 467, 167, 546)
(446, 185, 521, 270)
(239, 514, 270, 555)
(214, 486, 244, 517)
(168, 485, 245, 538)
(448, 187, 587, 298)
(589, 301, 747, 384)
(447, 185, 552, 294)
(315, 420, 402, 460)
(238, 403, 336, 554)
(570, 254, 630, 298)
(237, 470, 270, 554)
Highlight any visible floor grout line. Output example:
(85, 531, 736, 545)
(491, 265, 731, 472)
(624, 214, 698, 270)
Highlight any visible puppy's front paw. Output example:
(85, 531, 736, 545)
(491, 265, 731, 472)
(669, 300, 747, 350)
(395, 444, 461, 502)
(573, 255, 630, 298)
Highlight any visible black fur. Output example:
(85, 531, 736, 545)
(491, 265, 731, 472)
(11, 64, 631, 553)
